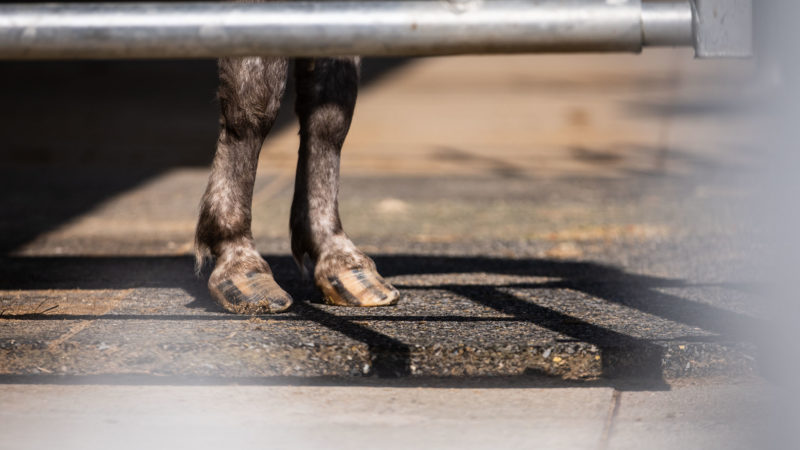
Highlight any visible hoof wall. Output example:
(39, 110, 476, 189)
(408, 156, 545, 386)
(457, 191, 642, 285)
(320, 268, 400, 307)
(211, 272, 293, 314)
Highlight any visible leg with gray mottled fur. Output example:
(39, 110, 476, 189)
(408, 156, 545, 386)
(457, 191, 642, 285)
(290, 57, 400, 307)
(196, 56, 293, 314)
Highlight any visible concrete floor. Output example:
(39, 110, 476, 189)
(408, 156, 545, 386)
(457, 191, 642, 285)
(0, 49, 778, 448)
(0, 379, 774, 450)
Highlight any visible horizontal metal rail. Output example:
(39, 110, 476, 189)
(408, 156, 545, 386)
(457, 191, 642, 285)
(0, 0, 751, 60)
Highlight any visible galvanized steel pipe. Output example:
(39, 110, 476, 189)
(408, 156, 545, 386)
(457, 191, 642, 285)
(0, 0, 697, 59)
(641, 0, 693, 46)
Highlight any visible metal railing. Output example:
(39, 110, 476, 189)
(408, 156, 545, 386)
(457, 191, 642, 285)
(0, 0, 752, 60)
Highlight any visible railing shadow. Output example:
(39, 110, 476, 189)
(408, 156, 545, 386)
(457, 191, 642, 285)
(0, 254, 762, 389)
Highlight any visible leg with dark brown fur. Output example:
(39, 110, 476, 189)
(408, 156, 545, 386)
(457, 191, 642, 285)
(290, 57, 399, 307)
(196, 56, 293, 314)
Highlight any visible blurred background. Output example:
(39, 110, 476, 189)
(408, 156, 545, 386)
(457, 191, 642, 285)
(0, 50, 762, 257)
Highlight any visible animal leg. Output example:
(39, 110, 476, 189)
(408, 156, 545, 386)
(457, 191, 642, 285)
(290, 57, 400, 307)
(196, 56, 292, 314)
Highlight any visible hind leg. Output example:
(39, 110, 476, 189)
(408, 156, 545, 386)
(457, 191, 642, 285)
(290, 57, 400, 307)
(196, 56, 292, 314)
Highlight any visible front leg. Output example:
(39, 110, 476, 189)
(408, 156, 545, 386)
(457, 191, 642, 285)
(196, 56, 293, 314)
(290, 57, 400, 307)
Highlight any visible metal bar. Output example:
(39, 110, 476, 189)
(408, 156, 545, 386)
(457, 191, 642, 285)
(0, 0, 747, 60)
(641, 0, 693, 46)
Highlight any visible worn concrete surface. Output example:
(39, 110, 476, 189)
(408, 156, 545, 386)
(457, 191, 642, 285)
(0, 384, 618, 450)
(0, 379, 773, 450)
(0, 167, 764, 382)
(0, 50, 768, 386)
(607, 380, 774, 450)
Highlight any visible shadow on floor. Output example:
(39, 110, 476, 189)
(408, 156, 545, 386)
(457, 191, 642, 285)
(0, 254, 762, 389)
(0, 58, 411, 168)
(0, 57, 412, 255)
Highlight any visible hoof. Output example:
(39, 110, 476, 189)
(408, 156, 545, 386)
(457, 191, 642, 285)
(319, 268, 400, 307)
(210, 272, 293, 314)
